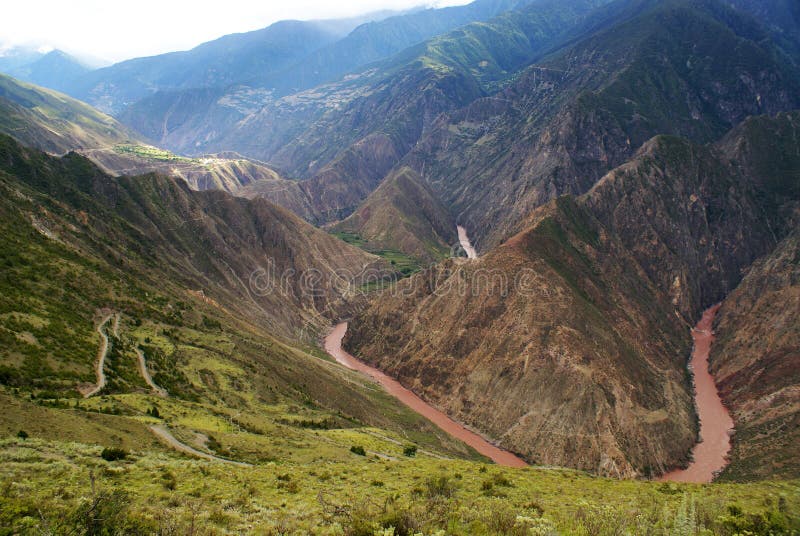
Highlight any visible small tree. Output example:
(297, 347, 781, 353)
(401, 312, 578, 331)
(350, 445, 366, 456)
(16, 430, 28, 440)
(403, 445, 417, 457)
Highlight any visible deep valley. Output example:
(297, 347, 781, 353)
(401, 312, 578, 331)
(0, 0, 798, 533)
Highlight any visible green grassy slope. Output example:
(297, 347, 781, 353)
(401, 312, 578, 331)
(0, 135, 477, 469)
(0, 74, 291, 193)
(0, 73, 138, 154)
(1, 434, 798, 534)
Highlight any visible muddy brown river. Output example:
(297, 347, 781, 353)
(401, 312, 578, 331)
(660, 305, 734, 483)
(324, 322, 527, 467)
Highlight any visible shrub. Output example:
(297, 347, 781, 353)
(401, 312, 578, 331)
(493, 473, 513, 487)
(16, 430, 28, 440)
(65, 490, 135, 535)
(350, 445, 366, 456)
(100, 447, 128, 462)
(276, 475, 299, 494)
(206, 435, 222, 452)
(424, 476, 458, 499)
(403, 445, 417, 457)
(160, 469, 177, 490)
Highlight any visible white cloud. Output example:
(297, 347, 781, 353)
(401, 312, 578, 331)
(0, 0, 471, 64)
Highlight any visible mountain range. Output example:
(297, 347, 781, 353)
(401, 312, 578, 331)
(0, 0, 799, 532)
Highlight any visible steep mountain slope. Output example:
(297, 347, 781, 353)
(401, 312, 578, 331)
(70, 0, 536, 121)
(716, 110, 800, 239)
(65, 17, 372, 115)
(220, 0, 614, 223)
(345, 113, 800, 477)
(0, 135, 384, 342)
(332, 167, 457, 264)
(265, 0, 541, 96)
(707, 112, 800, 481)
(711, 231, 799, 481)
(403, 0, 800, 251)
(0, 73, 138, 153)
(346, 194, 697, 478)
(0, 74, 290, 193)
(727, 0, 800, 61)
(114, 0, 545, 152)
(0, 134, 479, 472)
(581, 136, 779, 322)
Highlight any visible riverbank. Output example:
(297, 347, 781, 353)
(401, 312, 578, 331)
(661, 304, 734, 483)
(324, 322, 526, 467)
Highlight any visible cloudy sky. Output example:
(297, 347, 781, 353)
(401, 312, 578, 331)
(1, 0, 470, 65)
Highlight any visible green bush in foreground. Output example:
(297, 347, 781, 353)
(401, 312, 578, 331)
(99, 447, 127, 462)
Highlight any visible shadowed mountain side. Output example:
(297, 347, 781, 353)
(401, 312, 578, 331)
(332, 167, 457, 264)
(0, 135, 385, 340)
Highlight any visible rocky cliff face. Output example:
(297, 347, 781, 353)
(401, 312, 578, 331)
(582, 136, 779, 322)
(345, 195, 696, 477)
(345, 112, 800, 476)
(711, 232, 800, 481)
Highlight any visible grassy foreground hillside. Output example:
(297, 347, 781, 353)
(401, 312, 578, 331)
(1, 431, 798, 534)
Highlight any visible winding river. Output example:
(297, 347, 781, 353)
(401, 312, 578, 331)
(324, 323, 527, 467)
(660, 305, 734, 483)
